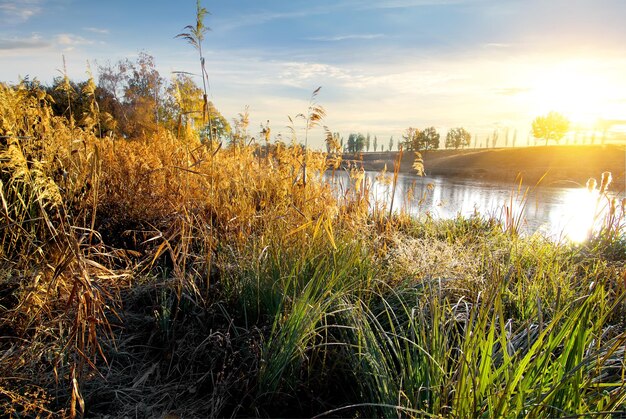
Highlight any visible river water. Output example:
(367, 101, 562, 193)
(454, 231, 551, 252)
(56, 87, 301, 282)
(326, 171, 623, 242)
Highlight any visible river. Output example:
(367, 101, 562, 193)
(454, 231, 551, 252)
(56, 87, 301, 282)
(326, 171, 622, 242)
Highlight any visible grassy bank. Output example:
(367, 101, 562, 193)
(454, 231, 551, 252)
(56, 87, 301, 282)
(345, 145, 626, 189)
(1, 82, 626, 418)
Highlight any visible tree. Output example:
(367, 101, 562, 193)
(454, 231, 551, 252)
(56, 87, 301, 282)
(201, 101, 230, 142)
(45, 71, 115, 136)
(355, 133, 365, 152)
(125, 52, 165, 136)
(445, 127, 471, 149)
(347, 133, 365, 153)
(402, 127, 420, 150)
(373, 135, 378, 152)
(389, 136, 393, 152)
(97, 52, 165, 138)
(97, 58, 131, 133)
(167, 74, 230, 143)
(347, 133, 355, 152)
(165, 73, 203, 138)
(417, 127, 440, 150)
(532, 111, 570, 145)
(491, 130, 498, 148)
(365, 133, 371, 151)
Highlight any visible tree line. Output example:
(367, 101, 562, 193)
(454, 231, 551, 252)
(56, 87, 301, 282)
(335, 126, 473, 153)
(19, 57, 604, 153)
(335, 110, 609, 154)
(17, 52, 232, 145)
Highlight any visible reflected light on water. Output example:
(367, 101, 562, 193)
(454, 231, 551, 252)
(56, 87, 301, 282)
(327, 171, 620, 242)
(548, 188, 598, 243)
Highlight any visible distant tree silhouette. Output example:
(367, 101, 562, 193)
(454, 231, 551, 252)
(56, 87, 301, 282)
(404, 127, 440, 150)
(402, 127, 420, 150)
(491, 130, 499, 148)
(347, 133, 365, 152)
(532, 112, 570, 145)
(445, 127, 471, 149)
(419, 127, 440, 150)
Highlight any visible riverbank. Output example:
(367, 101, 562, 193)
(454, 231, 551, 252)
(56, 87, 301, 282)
(2, 80, 626, 417)
(343, 145, 626, 190)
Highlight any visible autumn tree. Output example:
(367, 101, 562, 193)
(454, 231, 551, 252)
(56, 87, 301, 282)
(166, 73, 230, 142)
(46, 77, 80, 121)
(124, 53, 165, 138)
(445, 127, 471, 149)
(46, 72, 115, 136)
(97, 58, 130, 134)
(97, 54, 229, 141)
(532, 111, 570, 145)
(413, 127, 440, 150)
(402, 127, 420, 150)
(97, 52, 165, 138)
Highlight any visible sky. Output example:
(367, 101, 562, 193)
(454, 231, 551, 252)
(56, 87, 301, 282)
(1, 0, 626, 149)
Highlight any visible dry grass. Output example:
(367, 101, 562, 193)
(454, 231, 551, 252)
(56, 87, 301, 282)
(0, 80, 625, 417)
(0, 81, 359, 416)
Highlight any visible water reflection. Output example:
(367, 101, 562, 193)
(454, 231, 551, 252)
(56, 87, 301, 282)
(326, 171, 621, 241)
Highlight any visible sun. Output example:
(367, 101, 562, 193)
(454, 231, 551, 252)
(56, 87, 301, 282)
(526, 62, 619, 126)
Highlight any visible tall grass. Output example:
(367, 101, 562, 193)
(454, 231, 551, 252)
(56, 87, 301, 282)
(0, 80, 624, 417)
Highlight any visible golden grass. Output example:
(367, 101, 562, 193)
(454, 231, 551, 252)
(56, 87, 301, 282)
(1, 79, 624, 417)
(0, 80, 368, 416)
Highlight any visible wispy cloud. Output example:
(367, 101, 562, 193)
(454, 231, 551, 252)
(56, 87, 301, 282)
(216, 0, 470, 31)
(83, 27, 109, 35)
(0, 32, 95, 52)
(56, 33, 92, 46)
(484, 42, 511, 49)
(0, 34, 49, 50)
(494, 87, 531, 96)
(215, 6, 342, 31)
(0, 0, 43, 24)
(306, 33, 385, 42)
(277, 62, 353, 87)
(354, 0, 473, 10)
(53, 33, 94, 52)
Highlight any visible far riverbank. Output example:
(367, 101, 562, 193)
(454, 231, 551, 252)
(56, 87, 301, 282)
(341, 145, 625, 190)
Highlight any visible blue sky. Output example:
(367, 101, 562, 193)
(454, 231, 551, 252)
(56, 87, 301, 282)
(1, 0, 626, 148)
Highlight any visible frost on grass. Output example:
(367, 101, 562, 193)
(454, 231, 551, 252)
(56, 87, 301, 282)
(385, 234, 484, 294)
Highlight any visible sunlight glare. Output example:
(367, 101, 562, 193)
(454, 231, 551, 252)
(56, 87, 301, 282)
(552, 187, 598, 243)
(527, 63, 618, 126)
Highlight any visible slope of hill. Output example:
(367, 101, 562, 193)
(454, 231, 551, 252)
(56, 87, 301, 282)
(343, 145, 626, 189)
